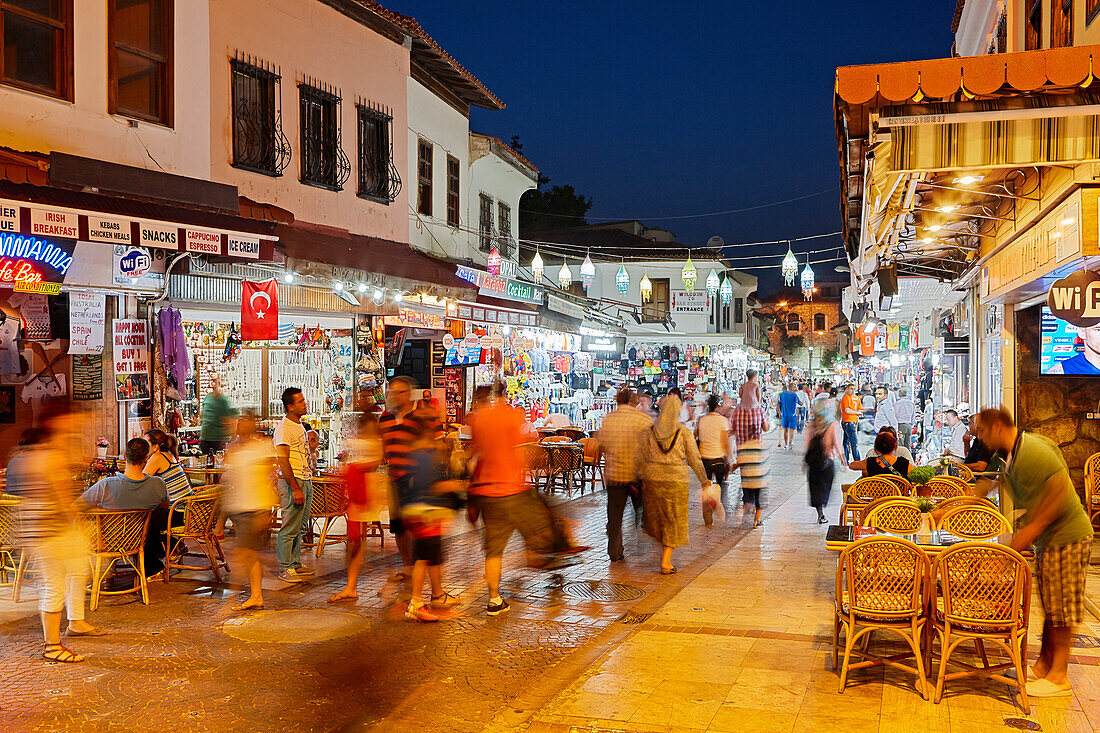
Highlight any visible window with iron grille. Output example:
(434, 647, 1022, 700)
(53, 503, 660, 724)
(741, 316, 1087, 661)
(0, 0, 73, 100)
(446, 155, 459, 227)
(814, 312, 827, 331)
(299, 81, 349, 190)
(231, 55, 290, 177)
(497, 202, 512, 257)
(1026, 0, 1041, 50)
(356, 101, 400, 203)
(108, 0, 172, 125)
(1051, 0, 1073, 47)
(417, 139, 432, 216)
(479, 193, 493, 252)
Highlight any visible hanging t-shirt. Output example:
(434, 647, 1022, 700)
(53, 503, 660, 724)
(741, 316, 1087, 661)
(0, 318, 21, 375)
(859, 330, 875, 356)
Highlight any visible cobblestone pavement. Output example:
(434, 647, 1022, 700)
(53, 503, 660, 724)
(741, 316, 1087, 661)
(0, 432, 809, 733)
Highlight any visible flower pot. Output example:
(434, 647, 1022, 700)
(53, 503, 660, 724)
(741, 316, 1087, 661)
(96, 446, 108, 459)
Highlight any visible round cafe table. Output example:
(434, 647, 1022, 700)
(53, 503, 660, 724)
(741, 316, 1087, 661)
(184, 466, 227, 488)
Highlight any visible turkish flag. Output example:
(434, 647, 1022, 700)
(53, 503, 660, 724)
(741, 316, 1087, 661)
(241, 279, 278, 340)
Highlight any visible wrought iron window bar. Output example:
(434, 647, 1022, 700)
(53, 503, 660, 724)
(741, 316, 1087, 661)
(299, 77, 350, 191)
(356, 99, 401, 204)
(231, 53, 291, 177)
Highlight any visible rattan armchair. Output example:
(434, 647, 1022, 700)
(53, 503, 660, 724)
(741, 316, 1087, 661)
(880, 474, 914, 495)
(520, 442, 550, 492)
(833, 535, 930, 699)
(164, 488, 229, 581)
(579, 438, 603, 491)
(1085, 451, 1100, 530)
(308, 477, 349, 558)
(934, 496, 997, 513)
(840, 476, 902, 526)
(0, 495, 21, 596)
(546, 444, 584, 495)
(924, 477, 965, 500)
(936, 462, 973, 482)
(860, 497, 923, 534)
(931, 542, 1031, 713)
(936, 505, 1011, 540)
(557, 427, 587, 442)
(81, 508, 153, 611)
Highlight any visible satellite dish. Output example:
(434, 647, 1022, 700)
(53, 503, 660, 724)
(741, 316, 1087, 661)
(706, 236, 724, 249)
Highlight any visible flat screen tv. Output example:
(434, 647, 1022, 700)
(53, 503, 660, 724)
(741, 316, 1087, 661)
(1040, 306, 1100, 375)
(444, 343, 482, 367)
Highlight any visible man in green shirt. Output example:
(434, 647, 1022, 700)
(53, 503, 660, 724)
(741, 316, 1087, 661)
(976, 407, 1093, 698)
(200, 377, 237, 455)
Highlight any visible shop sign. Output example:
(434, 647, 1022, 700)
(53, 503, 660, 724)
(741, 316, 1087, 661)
(30, 208, 78, 239)
(15, 281, 60, 294)
(455, 265, 544, 305)
(1047, 270, 1100, 327)
(113, 319, 151, 401)
(227, 234, 260, 259)
(0, 234, 75, 289)
(0, 202, 18, 234)
(671, 290, 710, 314)
(117, 247, 150, 278)
(185, 229, 222, 254)
(139, 222, 180, 250)
(581, 335, 626, 353)
(443, 333, 455, 349)
(447, 301, 537, 327)
(383, 309, 446, 330)
(546, 294, 586, 321)
(69, 292, 106, 354)
(86, 216, 132, 245)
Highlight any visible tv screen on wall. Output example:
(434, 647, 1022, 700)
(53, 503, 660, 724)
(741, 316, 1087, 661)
(1040, 306, 1100, 375)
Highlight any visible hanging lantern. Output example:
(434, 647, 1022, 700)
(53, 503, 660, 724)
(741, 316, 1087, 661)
(681, 254, 697, 292)
(800, 257, 815, 300)
(616, 263, 630, 294)
(531, 249, 544, 282)
(719, 275, 733, 305)
(558, 260, 572, 289)
(580, 252, 596, 289)
(705, 268, 720, 296)
(781, 245, 798, 286)
(640, 274, 653, 303)
(487, 246, 502, 276)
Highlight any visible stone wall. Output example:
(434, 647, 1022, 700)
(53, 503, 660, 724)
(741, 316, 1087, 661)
(1016, 304, 1100, 489)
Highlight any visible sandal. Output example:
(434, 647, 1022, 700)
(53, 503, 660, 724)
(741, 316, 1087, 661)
(43, 643, 84, 663)
(660, 567, 678, 575)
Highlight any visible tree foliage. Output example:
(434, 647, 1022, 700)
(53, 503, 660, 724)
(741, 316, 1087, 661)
(510, 136, 593, 233)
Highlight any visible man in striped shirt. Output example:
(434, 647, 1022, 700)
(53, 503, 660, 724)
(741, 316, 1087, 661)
(729, 401, 770, 528)
(380, 376, 418, 583)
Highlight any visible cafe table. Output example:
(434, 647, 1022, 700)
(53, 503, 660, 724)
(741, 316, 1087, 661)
(184, 465, 227, 488)
(824, 525, 1031, 557)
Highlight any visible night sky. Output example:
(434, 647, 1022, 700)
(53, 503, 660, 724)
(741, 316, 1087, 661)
(396, 1, 957, 293)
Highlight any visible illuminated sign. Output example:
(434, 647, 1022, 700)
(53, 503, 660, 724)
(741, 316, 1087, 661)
(455, 265, 544, 305)
(139, 222, 179, 249)
(0, 234, 75, 289)
(581, 335, 626, 353)
(15, 281, 61, 294)
(1048, 270, 1100, 327)
(383, 309, 447, 330)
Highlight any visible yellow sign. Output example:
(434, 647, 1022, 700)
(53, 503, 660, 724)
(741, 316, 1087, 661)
(15, 281, 61, 295)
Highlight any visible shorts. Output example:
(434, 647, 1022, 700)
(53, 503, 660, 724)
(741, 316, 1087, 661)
(470, 490, 553, 558)
(781, 413, 797, 429)
(1037, 538, 1092, 627)
(404, 516, 444, 566)
(229, 511, 269, 552)
(741, 488, 763, 509)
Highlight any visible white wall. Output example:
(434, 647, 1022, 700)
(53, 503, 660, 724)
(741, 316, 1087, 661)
(0, 3, 211, 179)
(468, 138, 537, 271)
(955, 0, 1000, 56)
(407, 78, 471, 258)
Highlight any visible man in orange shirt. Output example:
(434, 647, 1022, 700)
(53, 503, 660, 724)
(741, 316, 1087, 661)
(840, 383, 862, 463)
(468, 383, 554, 616)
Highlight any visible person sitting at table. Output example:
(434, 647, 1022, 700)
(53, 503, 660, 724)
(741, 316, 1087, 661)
(849, 430, 910, 480)
(543, 411, 572, 429)
(144, 430, 193, 502)
(77, 438, 170, 578)
(961, 413, 1005, 474)
(863, 426, 915, 465)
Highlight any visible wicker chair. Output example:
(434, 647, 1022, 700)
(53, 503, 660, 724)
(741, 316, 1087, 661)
(936, 505, 1011, 540)
(309, 477, 349, 558)
(546, 445, 584, 495)
(557, 427, 587, 442)
(521, 442, 550, 492)
(0, 496, 21, 594)
(163, 488, 229, 581)
(81, 509, 153, 611)
(931, 543, 1031, 713)
(579, 437, 603, 491)
(936, 462, 973, 482)
(880, 474, 914, 496)
(841, 477, 902, 526)
(1085, 451, 1100, 530)
(925, 477, 964, 500)
(934, 496, 997, 513)
(833, 536, 930, 699)
(861, 497, 923, 534)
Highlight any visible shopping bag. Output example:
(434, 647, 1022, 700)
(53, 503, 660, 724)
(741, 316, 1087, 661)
(702, 482, 725, 523)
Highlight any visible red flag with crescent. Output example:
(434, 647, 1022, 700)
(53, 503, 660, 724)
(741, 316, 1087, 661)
(241, 279, 278, 340)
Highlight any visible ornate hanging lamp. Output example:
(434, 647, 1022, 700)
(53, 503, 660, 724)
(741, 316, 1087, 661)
(640, 274, 653, 303)
(531, 248, 544, 282)
(719, 274, 733, 305)
(705, 268, 720, 296)
(800, 255, 815, 300)
(580, 251, 596, 289)
(558, 260, 572, 289)
(487, 246, 502, 276)
(616, 262, 630, 294)
(681, 254, 697, 292)
(781, 243, 798, 286)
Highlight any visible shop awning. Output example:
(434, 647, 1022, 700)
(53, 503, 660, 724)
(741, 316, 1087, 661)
(275, 223, 475, 299)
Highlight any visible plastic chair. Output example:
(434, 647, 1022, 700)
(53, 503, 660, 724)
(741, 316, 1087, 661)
(81, 509, 153, 611)
(163, 488, 229, 581)
(936, 505, 1011, 539)
(833, 536, 930, 699)
(931, 543, 1031, 713)
(925, 477, 964, 500)
(841, 477, 901, 526)
(861, 497, 923, 534)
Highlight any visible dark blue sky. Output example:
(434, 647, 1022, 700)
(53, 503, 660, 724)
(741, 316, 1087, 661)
(397, 1, 956, 292)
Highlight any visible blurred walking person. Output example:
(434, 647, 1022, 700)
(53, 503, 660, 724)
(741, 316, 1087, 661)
(894, 387, 915, 450)
(380, 376, 418, 586)
(695, 394, 730, 526)
(840, 383, 861, 462)
(274, 387, 314, 583)
(330, 411, 385, 602)
(805, 400, 841, 524)
(596, 387, 651, 561)
(638, 395, 714, 574)
(199, 376, 236, 456)
(221, 410, 277, 611)
(777, 382, 799, 449)
(729, 395, 770, 528)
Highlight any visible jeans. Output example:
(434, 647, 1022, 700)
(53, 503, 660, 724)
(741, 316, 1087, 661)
(842, 421, 860, 463)
(606, 481, 641, 560)
(276, 478, 313, 571)
(897, 422, 912, 449)
(796, 405, 807, 432)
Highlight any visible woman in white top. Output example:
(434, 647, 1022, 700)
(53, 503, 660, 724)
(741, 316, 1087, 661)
(695, 395, 730, 526)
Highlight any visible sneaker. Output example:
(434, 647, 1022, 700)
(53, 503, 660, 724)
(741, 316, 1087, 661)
(487, 598, 511, 616)
(405, 603, 440, 622)
(277, 569, 304, 583)
(754, 521, 764, 528)
(292, 566, 316, 577)
(431, 592, 459, 609)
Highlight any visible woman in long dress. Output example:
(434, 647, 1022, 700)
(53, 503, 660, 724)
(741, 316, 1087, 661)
(805, 399, 841, 524)
(638, 395, 712, 575)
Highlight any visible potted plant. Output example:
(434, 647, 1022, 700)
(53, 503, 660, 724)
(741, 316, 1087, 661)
(95, 437, 109, 459)
(908, 466, 936, 497)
